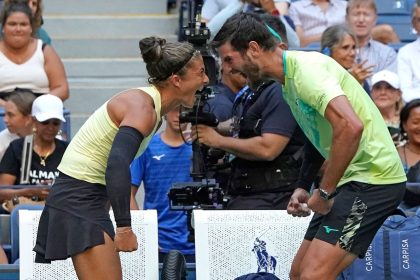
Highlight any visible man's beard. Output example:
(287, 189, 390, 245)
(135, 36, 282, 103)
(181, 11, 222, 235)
(243, 59, 269, 84)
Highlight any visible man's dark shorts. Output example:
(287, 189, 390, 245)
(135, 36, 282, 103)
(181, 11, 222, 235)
(304, 181, 406, 258)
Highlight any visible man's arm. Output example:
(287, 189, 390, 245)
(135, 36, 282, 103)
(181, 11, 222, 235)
(305, 95, 364, 215)
(319, 95, 364, 194)
(295, 26, 322, 47)
(194, 125, 290, 161)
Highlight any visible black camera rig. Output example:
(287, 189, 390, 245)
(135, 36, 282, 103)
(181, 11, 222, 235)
(178, 0, 219, 85)
(168, 87, 226, 212)
(168, 1, 226, 214)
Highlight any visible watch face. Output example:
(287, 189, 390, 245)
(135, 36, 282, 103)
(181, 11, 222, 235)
(319, 188, 332, 200)
(319, 188, 337, 200)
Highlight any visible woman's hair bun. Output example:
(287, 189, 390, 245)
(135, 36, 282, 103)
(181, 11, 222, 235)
(139, 36, 167, 64)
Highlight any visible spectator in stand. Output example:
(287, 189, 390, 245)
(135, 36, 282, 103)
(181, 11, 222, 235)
(289, 0, 347, 47)
(320, 24, 373, 93)
(0, 2, 68, 107)
(346, 0, 398, 86)
(204, 0, 300, 48)
(202, 0, 291, 22)
(398, 3, 420, 103)
(397, 99, 420, 208)
(0, 94, 66, 214)
(370, 70, 403, 142)
(0, 94, 67, 186)
(130, 107, 195, 262)
(0, 89, 36, 161)
(202, 0, 231, 22)
(4, 0, 51, 45)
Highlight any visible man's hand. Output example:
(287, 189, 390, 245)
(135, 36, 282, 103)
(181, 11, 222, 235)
(191, 124, 222, 148)
(287, 188, 311, 217)
(114, 227, 138, 252)
(307, 189, 334, 215)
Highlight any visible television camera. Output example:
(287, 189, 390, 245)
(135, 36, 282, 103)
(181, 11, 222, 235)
(168, 1, 227, 217)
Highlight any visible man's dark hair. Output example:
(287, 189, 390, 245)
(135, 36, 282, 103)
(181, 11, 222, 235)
(212, 13, 277, 53)
(259, 13, 288, 45)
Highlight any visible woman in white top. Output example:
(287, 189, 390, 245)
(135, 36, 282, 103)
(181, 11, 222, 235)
(0, 2, 68, 106)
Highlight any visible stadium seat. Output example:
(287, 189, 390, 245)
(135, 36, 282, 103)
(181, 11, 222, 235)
(378, 14, 417, 42)
(9, 204, 44, 264)
(20, 210, 159, 280)
(194, 210, 312, 280)
(376, 0, 415, 15)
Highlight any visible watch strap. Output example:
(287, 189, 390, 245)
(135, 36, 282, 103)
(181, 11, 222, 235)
(319, 188, 338, 200)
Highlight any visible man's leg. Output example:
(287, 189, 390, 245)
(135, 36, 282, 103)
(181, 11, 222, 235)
(289, 239, 311, 280)
(298, 239, 357, 280)
(72, 233, 122, 280)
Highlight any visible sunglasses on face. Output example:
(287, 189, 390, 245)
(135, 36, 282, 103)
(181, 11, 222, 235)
(40, 119, 61, 126)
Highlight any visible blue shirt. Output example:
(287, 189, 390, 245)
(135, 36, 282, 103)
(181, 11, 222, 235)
(130, 133, 195, 254)
(208, 83, 237, 122)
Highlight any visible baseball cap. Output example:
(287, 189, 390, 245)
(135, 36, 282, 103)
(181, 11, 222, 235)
(371, 70, 400, 89)
(32, 94, 66, 122)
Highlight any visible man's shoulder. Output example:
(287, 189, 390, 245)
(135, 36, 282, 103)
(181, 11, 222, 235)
(0, 129, 17, 142)
(259, 81, 282, 98)
(148, 133, 164, 147)
(213, 83, 235, 97)
(370, 40, 397, 53)
(286, 51, 332, 73)
(398, 41, 419, 55)
(9, 137, 24, 148)
(287, 50, 325, 61)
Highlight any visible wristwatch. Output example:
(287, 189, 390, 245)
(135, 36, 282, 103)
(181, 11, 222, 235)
(319, 188, 338, 200)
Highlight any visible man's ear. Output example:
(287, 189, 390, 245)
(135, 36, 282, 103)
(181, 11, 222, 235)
(248, 41, 262, 57)
(24, 115, 33, 127)
(278, 42, 288, 50)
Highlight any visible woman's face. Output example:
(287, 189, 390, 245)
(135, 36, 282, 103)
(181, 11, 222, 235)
(371, 82, 401, 111)
(2, 12, 32, 48)
(177, 56, 209, 108)
(404, 107, 420, 146)
(4, 100, 32, 135)
(34, 118, 61, 142)
(331, 34, 357, 69)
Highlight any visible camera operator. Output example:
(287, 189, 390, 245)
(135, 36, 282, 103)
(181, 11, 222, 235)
(192, 18, 305, 210)
(207, 58, 247, 122)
